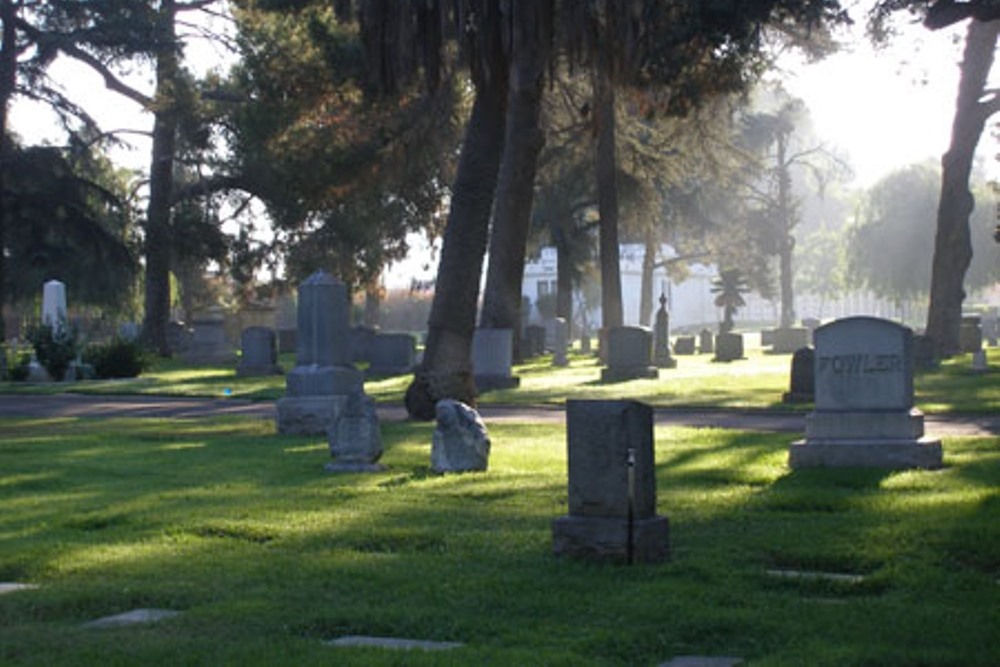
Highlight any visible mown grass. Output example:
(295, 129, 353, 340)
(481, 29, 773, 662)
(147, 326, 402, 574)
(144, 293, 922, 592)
(2, 346, 999, 414)
(1, 416, 998, 665)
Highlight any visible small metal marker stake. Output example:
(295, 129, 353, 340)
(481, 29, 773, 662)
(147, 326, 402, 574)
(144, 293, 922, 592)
(626, 447, 636, 565)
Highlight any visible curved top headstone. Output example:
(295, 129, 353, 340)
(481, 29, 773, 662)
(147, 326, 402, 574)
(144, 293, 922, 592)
(813, 316, 912, 412)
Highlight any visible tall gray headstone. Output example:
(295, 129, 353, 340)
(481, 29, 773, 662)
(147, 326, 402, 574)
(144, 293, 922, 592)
(42, 280, 67, 332)
(472, 328, 520, 391)
(789, 317, 942, 469)
(552, 400, 669, 564)
(277, 271, 368, 437)
(653, 295, 676, 369)
(601, 326, 657, 381)
(236, 326, 283, 377)
(553, 317, 569, 367)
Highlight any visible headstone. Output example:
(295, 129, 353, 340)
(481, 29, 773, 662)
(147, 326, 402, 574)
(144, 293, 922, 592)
(789, 316, 942, 470)
(431, 399, 490, 473)
(277, 271, 367, 435)
(653, 294, 677, 369)
(781, 346, 814, 404)
(714, 333, 744, 362)
(553, 317, 569, 367)
(41, 280, 67, 332)
(982, 313, 999, 347)
(351, 325, 378, 364)
(275, 293, 298, 354)
(972, 349, 988, 373)
(601, 326, 657, 381)
(326, 392, 384, 472)
(367, 333, 416, 377)
(552, 400, 670, 564)
(167, 321, 191, 353)
(760, 329, 776, 347)
(523, 324, 546, 357)
(674, 336, 696, 355)
(118, 322, 140, 342)
(959, 315, 983, 353)
(472, 328, 520, 391)
(770, 328, 810, 354)
(181, 311, 235, 365)
(912, 334, 938, 370)
(698, 328, 714, 355)
(236, 326, 283, 377)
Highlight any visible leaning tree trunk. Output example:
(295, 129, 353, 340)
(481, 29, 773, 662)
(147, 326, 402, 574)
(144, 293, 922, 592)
(555, 234, 574, 336)
(404, 79, 508, 420)
(479, 0, 551, 362)
(594, 64, 623, 330)
(926, 19, 1000, 357)
(0, 0, 16, 341)
(140, 0, 179, 357)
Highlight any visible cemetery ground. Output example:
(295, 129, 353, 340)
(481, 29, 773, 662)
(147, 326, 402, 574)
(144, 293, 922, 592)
(0, 346, 998, 664)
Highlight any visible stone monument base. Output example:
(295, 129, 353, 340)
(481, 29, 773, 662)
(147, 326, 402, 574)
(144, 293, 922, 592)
(276, 394, 349, 435)
(788, 437, 943, 470)
(286, 365, 363, 396)
(552, 514, 669, 564)
(655, 356, 678, 369)
(236, 363, 283, 377)
(474, 374, 521, 392)
(600, 366, 658, 382)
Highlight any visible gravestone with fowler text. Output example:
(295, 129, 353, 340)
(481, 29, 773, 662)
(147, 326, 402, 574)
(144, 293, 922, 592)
(788, 316, 942, 469)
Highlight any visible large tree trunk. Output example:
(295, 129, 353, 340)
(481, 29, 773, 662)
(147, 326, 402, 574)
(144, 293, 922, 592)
(555, 234, 573, 336)
(0, 0, 16, 341)
(140, 0, 179, 356)
(926, 19, 1000, 356)
(479, 0, 551, 362)
(404, 79, 508, 420)
(594, 65, 623, 330)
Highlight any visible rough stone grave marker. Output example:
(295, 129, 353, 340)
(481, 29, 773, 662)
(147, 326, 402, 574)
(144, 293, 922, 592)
(431, 399, 490, 473)
(601, 326, 657, 381)
(552, 400, 669, 564)
(789, 316, 942, 469)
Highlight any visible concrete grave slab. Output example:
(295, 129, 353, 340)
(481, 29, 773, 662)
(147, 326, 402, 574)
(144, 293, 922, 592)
(0, 582, 39, 595)
(326, 635, 463, 651)
(84, 608, 181, 629)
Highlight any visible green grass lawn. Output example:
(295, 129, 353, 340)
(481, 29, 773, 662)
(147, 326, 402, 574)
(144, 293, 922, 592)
(1, 415, 998, 665)
(2, 346, 999, 414)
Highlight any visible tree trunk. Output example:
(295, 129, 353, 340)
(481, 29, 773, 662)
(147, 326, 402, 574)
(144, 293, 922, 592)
(594, 65, 623, 329)
(140, 0, 179, 356)
(776, 132, 796, 330)
(363, 280, 381, 328)
(404, 79, 508, 420)
(639, 230, 656, 327)
(555, 235, 573, 337)
(479, 0, 551, 362)
(926, 19, 1000, 356)
(0, 0, 16, 341)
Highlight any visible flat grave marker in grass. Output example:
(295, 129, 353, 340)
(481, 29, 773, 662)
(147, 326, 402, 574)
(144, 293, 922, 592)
(0, 582, 38, 595)
(83, 609, 181, 629)
(325, 636, 463, 651)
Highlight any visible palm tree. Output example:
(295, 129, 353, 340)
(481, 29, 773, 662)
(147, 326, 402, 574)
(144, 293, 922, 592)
(711, 269, 750, 334)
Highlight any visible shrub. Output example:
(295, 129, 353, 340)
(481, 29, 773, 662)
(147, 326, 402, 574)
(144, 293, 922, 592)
(26, 321, 79, 381)
(84, 337, 150, 379)
(1, 344, 31, 381)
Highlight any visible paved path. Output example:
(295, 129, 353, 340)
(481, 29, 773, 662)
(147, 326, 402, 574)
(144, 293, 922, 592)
(0, 393, 997, 436)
